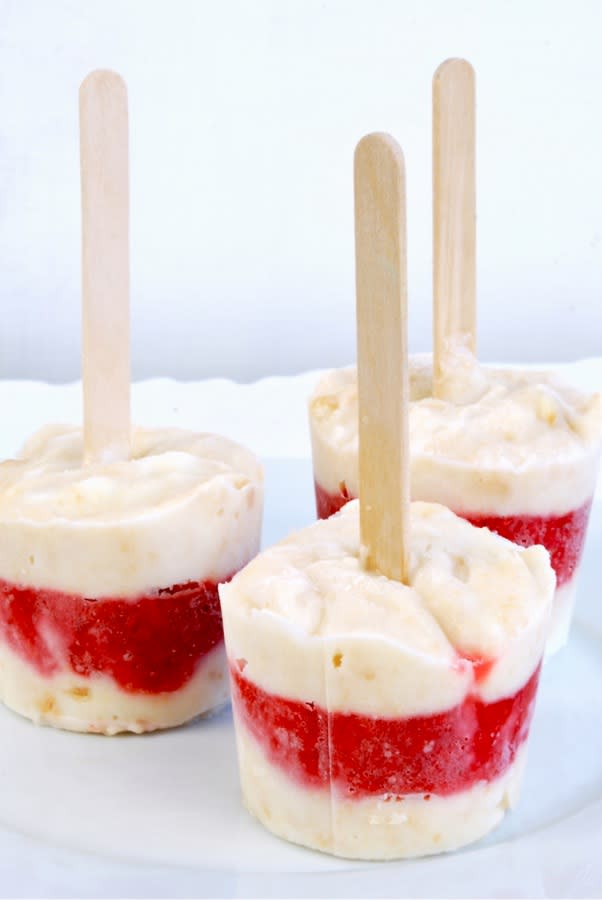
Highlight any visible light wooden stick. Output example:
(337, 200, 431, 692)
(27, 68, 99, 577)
(433, 58, 476, 392)
(80, 70, 130, 463)
(355, 133, 409, 584)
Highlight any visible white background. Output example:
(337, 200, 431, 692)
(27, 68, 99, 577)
(0, 0, 600, 383)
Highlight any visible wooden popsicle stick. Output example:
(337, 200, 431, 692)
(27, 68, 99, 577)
(355, 133, 409, 584)
(433, 57, 476, 394)
(80, 70, 131, 464)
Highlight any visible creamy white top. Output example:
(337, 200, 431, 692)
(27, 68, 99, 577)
(310, 354, 602, 515)
(0, 426, 263, 597)
(221, 500, 554, 716)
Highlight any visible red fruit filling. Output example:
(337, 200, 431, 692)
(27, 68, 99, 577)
(315, 481, 351, 519)
(463, 502, 592, 587)
(0, 576, 231, 694)
(231, 662, 541, 797)
(314, 480, 592, 587)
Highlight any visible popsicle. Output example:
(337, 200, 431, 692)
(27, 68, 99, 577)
(309, 60, 601, 653)
(0, 71, 263, 734)
(221, 134, 553, 859)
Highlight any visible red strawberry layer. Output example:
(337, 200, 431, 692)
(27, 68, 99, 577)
(0, 576, 231, 694)
(231, 662, 541, 797)
(314, 481, 591, 587)
(315, 481, 351, 519)
(463, 502, 592, 587)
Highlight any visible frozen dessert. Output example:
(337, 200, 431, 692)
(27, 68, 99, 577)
(0, 425, 263, 734)
(310, 353, 602, 652)
(220, 499, 554, 859)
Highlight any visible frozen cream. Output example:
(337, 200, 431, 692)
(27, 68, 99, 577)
(221, 499, 554, 859)
(0, 425, 263, 734)
(310, 354, 602, 651)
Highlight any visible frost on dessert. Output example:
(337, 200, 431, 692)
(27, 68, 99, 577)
(309, 355, 602, 652)
(0, 425, 263, 734)
(220, 500, 554, 860)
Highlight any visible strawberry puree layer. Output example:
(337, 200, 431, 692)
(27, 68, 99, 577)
(314, 482, 592, 588)
(463, 502, 592, 588)
(230, 663, 540, 798)
(0, 577, 230, 694)
(315, 481, 352, 519)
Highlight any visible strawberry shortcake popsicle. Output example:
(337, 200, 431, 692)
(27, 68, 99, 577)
(0, 425, 262, 734)
(220, 499, 553, 859)
(310, 354, 602, 653)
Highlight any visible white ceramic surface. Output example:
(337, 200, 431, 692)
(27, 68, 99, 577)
(0, 366, 601, 898)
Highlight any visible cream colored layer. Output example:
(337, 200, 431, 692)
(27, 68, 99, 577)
(547, 575, 578, 657)
(234, 722, 528, 860)
(0, 640, 228, 734)
(220, 501, 553, 716)
(0, 426, 263, 596)
(309, 357, 602, 515)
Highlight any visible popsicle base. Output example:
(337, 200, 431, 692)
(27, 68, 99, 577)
(234, 723, 528, 860)
(0, 641, 228, 734)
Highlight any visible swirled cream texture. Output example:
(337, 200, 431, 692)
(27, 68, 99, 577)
(310, 354, 602, 516)
(0, 425, 263, 597)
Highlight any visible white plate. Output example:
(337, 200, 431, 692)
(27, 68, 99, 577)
(0, 371, 601, 898)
